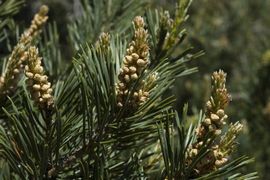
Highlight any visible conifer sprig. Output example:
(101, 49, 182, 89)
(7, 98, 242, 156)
(96, 32, 111, 52)
(186, 70, 242, 177)
(0, 5, 49, 100)
(158, 71, 257, 179)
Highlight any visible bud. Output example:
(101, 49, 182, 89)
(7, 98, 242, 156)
(40, 75, 48, 83)
(97, 32, 110, 50)
(47, 88, 53, 94)
(206, 100, 212, 109)
(190, 148, 198, 157)
(25, 65, 30, 71)
(204, 118, 211, 126)
(41, 84, 50, 91)
(141, 51, 149, 58)
(117, 102, 123, 107)
(123, 66, 129, 73)
(124, 90, 128, 95)
(132, 53, 139, 60)
(129, 66, 137, 73)
(124, 75, 130, 82)
(125, 56, 133, 62)
(215, 129, 222, 136)
(33, 66, 43, 73)
(143, 91, 149, 96)
(42, 94, 51, 99)
(133, 93, 139, 99)
(13, 69, 20, 74)
(118, 83, 125, 89)
(34, 74, 42, 81)
(130, 73, 138, 80)
(39, 98, 44, 103)
(210, 113, 220, 121)
(0, 77, 5, 83)
(133, 16, 145, 29)
(217, 109, 225, 117)
(137, 59, 147, 66)
(138, 89, 143, 96)
(127, 46, 134, 54)
(33, 84, 41, 90)
(140, 96, 147, 102)
(215, 160, 223, 167)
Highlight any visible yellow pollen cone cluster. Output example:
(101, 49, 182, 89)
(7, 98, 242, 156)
(0, 5, 49, 99)
(116, 16, 150, 109)
(187, 70, 240, 176)
(25, 47, 53, 109)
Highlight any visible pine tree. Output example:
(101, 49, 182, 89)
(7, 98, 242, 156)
(0, 0, 258, 179)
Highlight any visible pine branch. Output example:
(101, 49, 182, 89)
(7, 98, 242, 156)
(0, 5, 49, 102)
(158, 71, 256, 179)
(0, 1, 258, 179)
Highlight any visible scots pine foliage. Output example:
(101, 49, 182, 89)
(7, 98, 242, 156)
(178, 0, 270, 178)
(0, 0, 257, 179)
(68, 0, 149, 52)
(0, 0, 24, 43)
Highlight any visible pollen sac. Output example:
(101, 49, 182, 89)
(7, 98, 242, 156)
(187, 70, 234, 175)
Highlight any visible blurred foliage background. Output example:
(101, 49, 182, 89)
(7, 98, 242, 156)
(2, 0, 270, 179)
